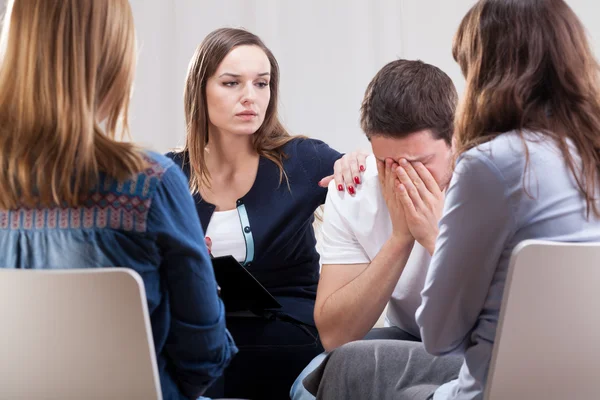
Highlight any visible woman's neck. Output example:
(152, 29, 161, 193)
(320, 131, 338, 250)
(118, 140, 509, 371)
(205, 129, 258, 176)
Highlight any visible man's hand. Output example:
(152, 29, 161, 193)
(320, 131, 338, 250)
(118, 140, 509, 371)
(377, 158, 412, 242)
(395, 159, 445, 255)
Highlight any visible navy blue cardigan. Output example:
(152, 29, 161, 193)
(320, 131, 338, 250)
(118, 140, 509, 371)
(166, 138, 342, 326)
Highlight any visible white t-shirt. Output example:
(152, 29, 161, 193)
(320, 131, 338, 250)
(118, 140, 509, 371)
(320, 155, 431, 338)
(205, 209, 247, 263)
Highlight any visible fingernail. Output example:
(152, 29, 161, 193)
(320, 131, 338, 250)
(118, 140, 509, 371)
(400, 159, 408, 165)
(348, 186, 356, 195)
(337, 184, 344, 192)
(354, 176, 361, 185)
(359, 165, 365, 172)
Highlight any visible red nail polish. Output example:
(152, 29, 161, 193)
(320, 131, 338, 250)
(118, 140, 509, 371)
(338, 184, 344, 192)
(360, 165, 365, 172)
(354, 176, 361, 185)
(348, 186, 356, 195)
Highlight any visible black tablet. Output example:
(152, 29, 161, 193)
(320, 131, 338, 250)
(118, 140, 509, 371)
(211, 255, 282, 312)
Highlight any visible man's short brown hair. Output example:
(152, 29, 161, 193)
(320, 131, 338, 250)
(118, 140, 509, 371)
(360, 59, 457, 144)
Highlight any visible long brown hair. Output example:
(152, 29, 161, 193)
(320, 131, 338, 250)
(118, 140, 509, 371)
(453, 0, 600, 216)
(183, 27, 296, 193)
(0, 0, 146, 209)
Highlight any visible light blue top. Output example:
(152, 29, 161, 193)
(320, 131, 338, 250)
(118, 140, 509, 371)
(0, 151, 237, 400)
(416, 131, 600, 400)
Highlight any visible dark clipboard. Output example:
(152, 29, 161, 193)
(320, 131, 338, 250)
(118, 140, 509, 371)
(211, 255, 282, 312)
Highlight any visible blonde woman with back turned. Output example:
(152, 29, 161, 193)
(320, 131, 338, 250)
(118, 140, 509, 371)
(0, 1, 236, 399)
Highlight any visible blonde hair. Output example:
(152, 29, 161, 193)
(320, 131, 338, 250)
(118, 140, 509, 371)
(0, 0, 147, 209)
(183, 28, 298, 194)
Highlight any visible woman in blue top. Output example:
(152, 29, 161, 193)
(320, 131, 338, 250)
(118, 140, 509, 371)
(167, 28, 368, 399)
(0, 2, 236, 399)
(302, 1, 600, 399)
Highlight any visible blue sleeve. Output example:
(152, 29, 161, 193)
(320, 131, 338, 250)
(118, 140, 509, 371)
(296, 138, 342, 204)
(147, 164, 237, 399)
(164, 151, 190, 179)
(415, 154, 515, 355)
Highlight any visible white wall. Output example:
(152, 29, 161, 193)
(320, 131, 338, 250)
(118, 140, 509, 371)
(128, 0, 481, 153)
(128, 0, 600, 154)
(129, 0, 397, 153)
(3, 1, 599, 153)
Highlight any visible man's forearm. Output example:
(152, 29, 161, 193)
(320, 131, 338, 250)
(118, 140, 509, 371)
(315, 236, 414, 351)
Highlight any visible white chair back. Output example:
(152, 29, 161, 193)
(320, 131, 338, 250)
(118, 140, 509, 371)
(486, 240, 600, 400)
(0, 268, 162, 400)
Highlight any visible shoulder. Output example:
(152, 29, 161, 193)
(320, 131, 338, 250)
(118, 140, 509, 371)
(456, 130, 553, 185)
(325, 155, 387, 221)
(458, 131, 526, 173)
(164, 150, 187, 168)
(283, 137, 325, 150)
(281, 137, 339, 158)
(144, 150, 176, 170)
(138, 151, 191, 196)
(327, 155, 380, 197)
(277, 137, 341, 185)
(450, 134, 525, 219)
(163, 150, 192, 179)
(463, 130, 524, 162)
(321, 155, 391, 263)
(140, 152, 195, 215)
(137, 151, 180, 188)
(113, 151, 176, 186)
(96, 151, 181, 204)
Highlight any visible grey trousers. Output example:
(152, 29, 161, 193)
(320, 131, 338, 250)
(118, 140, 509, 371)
(303, 340, 462, 400)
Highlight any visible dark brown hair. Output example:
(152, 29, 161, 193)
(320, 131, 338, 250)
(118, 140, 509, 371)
(183, 27, 295, 193)
(453, 0, 600, 216)
(360, 59, 457, 145)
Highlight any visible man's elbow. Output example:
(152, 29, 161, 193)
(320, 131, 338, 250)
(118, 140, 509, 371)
(316, 321, 366, 352)
(320, 329, 357, 352)
(319, 330, 345, 352)
(315, 315, 353, 352)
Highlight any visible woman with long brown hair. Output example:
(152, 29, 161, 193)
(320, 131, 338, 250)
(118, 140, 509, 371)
(0, 1, 235, 399)
(301, 1, 600, 399)
(167, 28, 368, 399)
